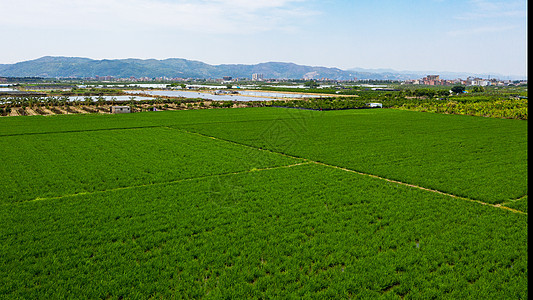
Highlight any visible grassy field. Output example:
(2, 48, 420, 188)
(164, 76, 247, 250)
(0, 107, 528, 298)
(0, 127, 300, 203)
(180, 108, 527, 204)
(0, 108, 290, 136)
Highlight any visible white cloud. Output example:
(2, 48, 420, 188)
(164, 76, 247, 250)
(0, 0, 317, 34)
(447, 25, 517, 37)
(455, 0, 526, 20)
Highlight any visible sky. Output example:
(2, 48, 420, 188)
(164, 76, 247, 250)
(0, 0, 528, 77)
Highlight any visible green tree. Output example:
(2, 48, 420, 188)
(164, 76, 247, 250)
(304, 80, 319, 88)
(438, 90, 450, 97)
(451, 85, 466, 94)
(471, 86, 484, 93)
(96, 96, 105, 107)
(129, 96, 136, 111)
(60, 96, 70, 112)
(83, 96, 93, 106)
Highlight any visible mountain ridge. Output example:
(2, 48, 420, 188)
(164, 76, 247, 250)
(0, 56, 525, 80)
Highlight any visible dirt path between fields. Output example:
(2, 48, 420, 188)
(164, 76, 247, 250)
(11, 161, 312, 205)
(178, 128, 527, 215)
(4, 125, 526, 216)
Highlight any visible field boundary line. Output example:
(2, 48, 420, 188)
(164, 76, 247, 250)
(164, 116, 312, 128)
(0, 125, 163, 137)
(311, 162, 527, 215)
(0, 114, 313, 138)
(175, 127, 528, 215)
(8, 162, 312, 206)
(170, 127, 310, 162)
(496, 194, 528, 212)
(501, 194, 528, 204)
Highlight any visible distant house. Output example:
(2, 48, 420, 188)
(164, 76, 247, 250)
(367, 103, 383, 108)
(110, 106, 131, 113)
(214, 90, 239, 95)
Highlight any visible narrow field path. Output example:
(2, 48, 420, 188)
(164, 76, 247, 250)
(0, 125, 165, 137)
(3, 124, 526, 215)
(312, 161, 527, 214)
(175, 127, 528, 215)
(6, 161, 312, 206)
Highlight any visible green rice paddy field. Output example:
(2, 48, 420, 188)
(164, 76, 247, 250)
(0, 108, 527, 298)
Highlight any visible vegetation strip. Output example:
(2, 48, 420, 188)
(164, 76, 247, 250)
(7, 162, 312, 206)
(176, 127, 527, 215)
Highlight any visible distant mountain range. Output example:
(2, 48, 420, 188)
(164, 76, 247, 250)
(0, 56, 525, 81)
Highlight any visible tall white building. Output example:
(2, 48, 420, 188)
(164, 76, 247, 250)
(252, 73, 264, 81)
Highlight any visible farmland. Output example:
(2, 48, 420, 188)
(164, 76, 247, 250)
(0, 107, 528, 298)
(180, 108, 527, 203)
(0, 127, 301, 203)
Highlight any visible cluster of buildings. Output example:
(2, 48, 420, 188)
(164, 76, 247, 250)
(4, 73, 525, 87)
(401, 75, 525, 87)
(217, 74, 265, 82)
(88, 75, 190, 82)
(252, 73, 264, 81)
(86, 73, 268, 83)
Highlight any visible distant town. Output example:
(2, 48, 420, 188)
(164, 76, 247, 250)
(1, 73, 526, 87)
(399, 75, 525, 87)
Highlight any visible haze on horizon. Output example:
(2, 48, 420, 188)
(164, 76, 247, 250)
(0, 0, 527, 77)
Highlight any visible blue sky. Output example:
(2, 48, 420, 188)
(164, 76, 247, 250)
(0, 0, 527, 77)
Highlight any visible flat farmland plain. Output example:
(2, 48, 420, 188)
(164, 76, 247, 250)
(0, 107, 527, 298)
(180, 108, 527, 204)
(0, 127, 301, 203)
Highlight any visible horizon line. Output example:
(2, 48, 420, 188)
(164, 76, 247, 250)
(0, 55, 527, 79)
